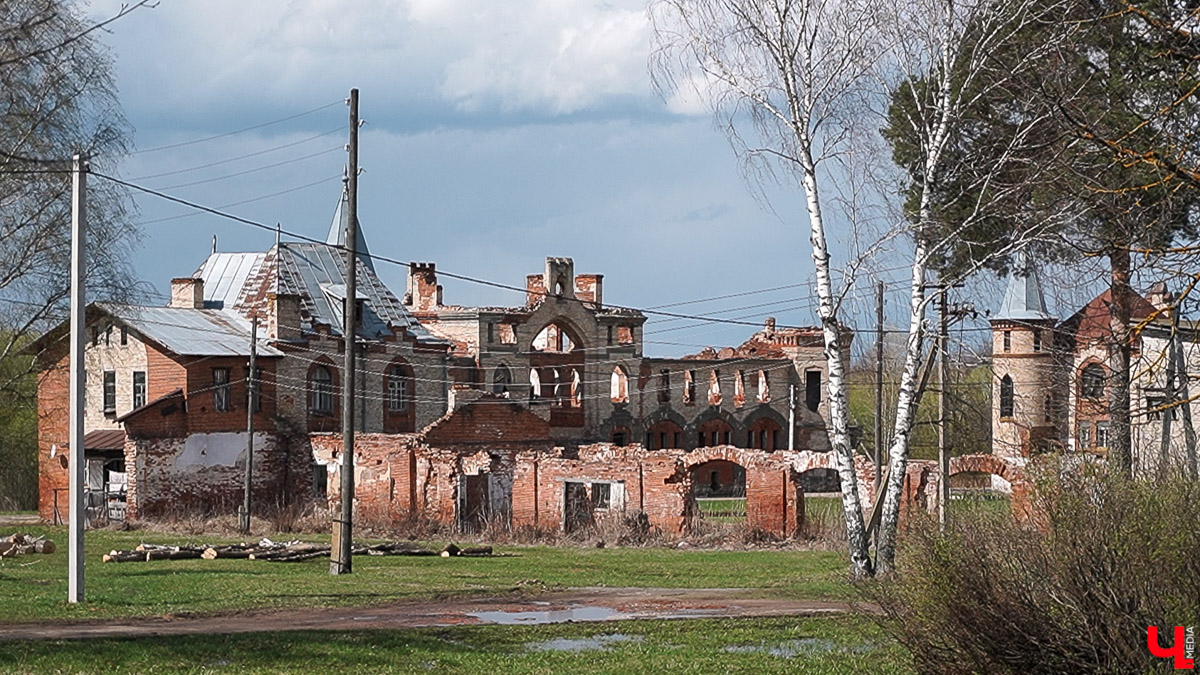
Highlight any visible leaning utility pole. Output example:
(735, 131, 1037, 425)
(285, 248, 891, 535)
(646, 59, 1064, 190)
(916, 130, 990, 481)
(937, 284, 950, 530)
(240, 316, 258, 535)
(68, 154, 87, 603)
(874, 281, 884, 490)
(332, 88, 359, 575)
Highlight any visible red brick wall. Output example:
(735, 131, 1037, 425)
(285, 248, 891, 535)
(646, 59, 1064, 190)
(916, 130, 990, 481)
(37, 360, 69, 522)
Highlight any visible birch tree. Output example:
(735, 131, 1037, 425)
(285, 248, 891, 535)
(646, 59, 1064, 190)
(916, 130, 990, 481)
(653, 0, 1071, 576)
(652, 0, 885, 577)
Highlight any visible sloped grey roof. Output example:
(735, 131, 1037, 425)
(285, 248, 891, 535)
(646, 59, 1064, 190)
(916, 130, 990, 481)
(994, 264, 1053, 322)
(274, 243, 441, 343)
(194, 252, 265, 309)
(326, 184, 374, 272)
(98, 303, 283, 357)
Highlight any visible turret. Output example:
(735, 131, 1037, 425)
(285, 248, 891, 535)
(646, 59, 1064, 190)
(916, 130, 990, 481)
(991, 260, 1058, 458)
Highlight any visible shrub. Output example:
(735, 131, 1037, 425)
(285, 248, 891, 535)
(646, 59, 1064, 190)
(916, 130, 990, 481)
(865, 458, 1200, 674)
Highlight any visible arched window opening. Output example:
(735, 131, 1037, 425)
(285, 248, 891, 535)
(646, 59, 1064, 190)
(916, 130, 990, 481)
(570, 369, 582, 407)
(1080, 363, 1106, 400)
(748, 417, 783, 450)
(756, 370, 770, 403)
(733, 371, 746, 407)
(493, 365, 512, 395)
(531, 322, 577, 353)
(611, 426, 631, 446)
(698, 418, 733, 448)
(683, 370, 696, 404)
(610, 366, 629, 403)
(707, 370, 722, 406)
(310, 365, 334, 415)
(647, 420, 683, 450)
(999, 375, 1014, 418)
(529, 368, 541, 398)
(658, 369, 671, 403)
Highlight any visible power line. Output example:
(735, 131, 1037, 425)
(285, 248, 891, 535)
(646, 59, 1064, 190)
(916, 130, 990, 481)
(129, 101, 343, 155)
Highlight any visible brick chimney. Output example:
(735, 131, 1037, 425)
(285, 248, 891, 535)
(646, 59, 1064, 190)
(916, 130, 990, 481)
(268, 292, 302, 341)
(170, 277, 204, 309)
(405, 262, 440, 312)
(526, 274, 547, 307)
(575, 274, 603, 308)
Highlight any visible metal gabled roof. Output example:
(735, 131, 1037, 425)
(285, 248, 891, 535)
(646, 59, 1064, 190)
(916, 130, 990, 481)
(274, 243, 441, 343)
(98, 302, 283, 357)
(194, 252, 266, 309)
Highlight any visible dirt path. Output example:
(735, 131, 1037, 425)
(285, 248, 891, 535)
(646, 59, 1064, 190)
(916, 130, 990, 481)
(0, 514, 39, 528)
(0, 588, 859, 642)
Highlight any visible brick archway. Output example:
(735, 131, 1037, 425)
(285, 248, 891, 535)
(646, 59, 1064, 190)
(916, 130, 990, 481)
(681, 447, 799, 536)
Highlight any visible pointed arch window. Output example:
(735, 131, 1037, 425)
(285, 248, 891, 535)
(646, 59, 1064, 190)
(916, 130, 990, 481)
(610, 366, 629, 403)
(1080, 363, 1106, 400)
(999, 374, 1014, 418)
(493, 365, 512, 395)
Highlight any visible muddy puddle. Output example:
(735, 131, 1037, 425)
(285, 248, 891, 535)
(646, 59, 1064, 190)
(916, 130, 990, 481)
(468, 606, 630, 624)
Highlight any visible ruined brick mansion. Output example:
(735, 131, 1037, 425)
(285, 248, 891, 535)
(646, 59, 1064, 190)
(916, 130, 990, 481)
(34, 187, 899, 536)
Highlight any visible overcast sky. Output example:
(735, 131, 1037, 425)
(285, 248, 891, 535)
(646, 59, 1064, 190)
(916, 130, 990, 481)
(87, 0, 1042, 357)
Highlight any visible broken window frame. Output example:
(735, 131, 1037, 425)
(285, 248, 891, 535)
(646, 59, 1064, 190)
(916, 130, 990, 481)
(999, 374, 1014, 418)
(132, 371, 146, 410)
(212, 367, 232, 412)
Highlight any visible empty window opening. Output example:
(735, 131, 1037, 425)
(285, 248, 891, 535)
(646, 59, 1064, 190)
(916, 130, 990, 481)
(611, 426, 630, 446)
(610, 366, 629, 403)
(1032, 330, 1042, 352)
(707, 370, 722, 406)
(531, 322, 577, 353)
(570, 369, 582, 407)
(1003, 330, 1011, 353)
(658, 369, 671, 403)
(493, 365, 512, 395)
(805, 370, 821, 412)
(733, 371, 746, 407)
(999, 375, 1014, 418)
(529, 368, 542, 399)
(756, 370, 770, 403)
(684, 370, 696, 405)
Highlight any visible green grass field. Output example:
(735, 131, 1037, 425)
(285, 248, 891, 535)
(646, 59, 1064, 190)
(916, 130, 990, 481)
(0, 525, 852, 623)
(0, 615, 911, 674)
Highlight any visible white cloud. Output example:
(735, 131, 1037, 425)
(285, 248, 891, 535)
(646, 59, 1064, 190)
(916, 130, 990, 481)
(93, 0, 655, 121)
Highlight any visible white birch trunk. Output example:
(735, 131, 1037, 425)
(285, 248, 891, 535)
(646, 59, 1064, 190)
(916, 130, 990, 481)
(799, 154, 873, 578)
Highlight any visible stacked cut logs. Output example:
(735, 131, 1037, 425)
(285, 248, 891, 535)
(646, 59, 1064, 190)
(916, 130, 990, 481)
(101, 539, 494, 563)
(0, 533, 56, 558)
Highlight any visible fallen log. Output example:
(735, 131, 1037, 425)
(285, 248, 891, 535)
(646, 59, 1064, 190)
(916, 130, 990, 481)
(459, 546, 493, 557)
(256, 548, 332, 563)
(145, 548, 203, 561)
(202, 545, 259, 560)
(103, 550, 144, 563)
(440, 543, 461, 558)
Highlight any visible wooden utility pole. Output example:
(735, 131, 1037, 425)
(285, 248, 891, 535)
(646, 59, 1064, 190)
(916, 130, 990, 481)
(240, 316, 258, 535)
(332, 88, 359, 575)
(874, 281, 884, 490)
(68, 154, 87, 603)
(937, 284, 950, 530)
